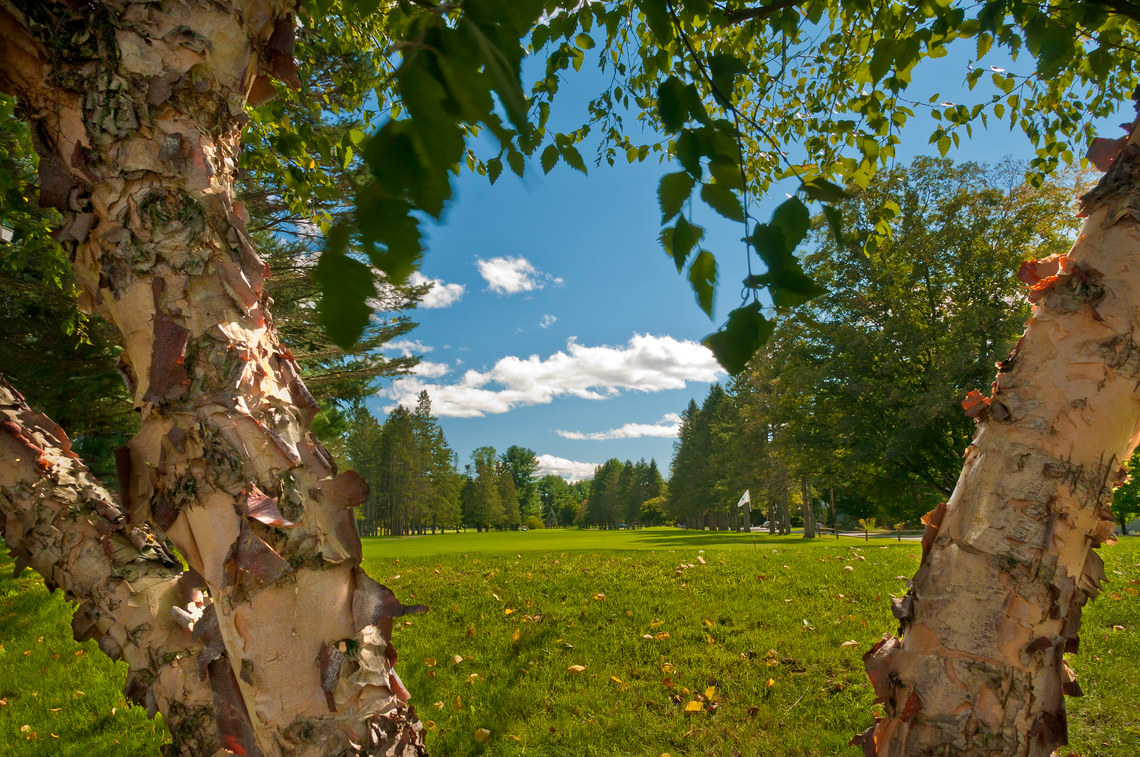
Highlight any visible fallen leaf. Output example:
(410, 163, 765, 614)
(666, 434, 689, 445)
(20, 725, 30, 733)
(504, 608, 514, 615)
(511, 629, 520, 643)
(844, 566, 854, 572)
(704, 686, 716, 701)
(568, 665, 587, 674)
(593, 593, 605, 601)
(650, 620, 665, 628)
(766, 678, 775, 688)
(474, 728, 491, 744)
(424, 657, 437, 667)
(662, 663, 675, 673)
(424, 721, 436, 731)
(664, 677, 675, 689)
(684, 701, 703, 712)
(697, 556, 707, 564)
(748, 705, 760, 717)
(642, 634, 654, 640)
(840, 640, 860, 648)
(433, 701, 444, 710)
(655, 632, 671, 640)
(610, 676, 623, 685)
(453, 655, 464, 664)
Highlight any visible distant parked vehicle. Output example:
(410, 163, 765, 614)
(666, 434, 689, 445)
(520, 526, 528, 531)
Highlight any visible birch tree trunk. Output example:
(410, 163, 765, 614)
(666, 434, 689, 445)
(0, 1, 426, 754)
(856, 131, 1140, 755)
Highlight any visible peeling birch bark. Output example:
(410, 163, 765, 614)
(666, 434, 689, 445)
(858, 126, 1140, 756)
(0, 375, 220, 753)
(0, 1, 426, 754)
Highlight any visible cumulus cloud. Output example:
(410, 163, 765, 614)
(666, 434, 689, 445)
(412, 361, 451, 379)
(536, 454, 599, 482)
(382, 339, 433, 357)
(476, 255, 563, 295)
(540, 314, 557, 329)
(378, 334, 723, 417)
(557, 413, 682, 441)
(410, 271, 465, 309)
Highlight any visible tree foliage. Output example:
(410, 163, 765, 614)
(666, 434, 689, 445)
(323, 0, 1138, 372)
(667, 159, 1082, 526)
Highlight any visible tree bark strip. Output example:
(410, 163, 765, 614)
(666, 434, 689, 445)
(0, 1, 425, 754)
(0, 375, 221, 753)
(859, 128, 1140, 755)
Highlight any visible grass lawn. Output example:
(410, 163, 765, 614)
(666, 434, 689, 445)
(1, 529, 1137, 755)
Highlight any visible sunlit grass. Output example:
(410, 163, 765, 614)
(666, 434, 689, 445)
(1, 531, 1137, 755)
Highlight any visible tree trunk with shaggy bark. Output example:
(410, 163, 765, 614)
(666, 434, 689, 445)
(856, 130, 1140, 755)
(0, 1, 426, 754)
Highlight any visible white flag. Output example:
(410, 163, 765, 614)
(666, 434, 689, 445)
(737, 490, 750, 508)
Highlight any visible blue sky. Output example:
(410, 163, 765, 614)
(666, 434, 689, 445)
(366, 42, 1120, 481)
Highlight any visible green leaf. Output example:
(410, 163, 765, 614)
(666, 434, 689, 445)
(561, 145, 587, 174)
(575, 33, 595, 50)
(638, 0, 674, 43)
(660, 215, 704, 272)
(675, 129, 703, 178)
(749, 223, 787, 270)
(703, 302, 774, 374)
(487, 157, 503, 184)
(659, 171, 695, 222)
(315, 235, 376, 349)
(1026, 18, 1075, 80)
(688, 250, 717, 317)
(657, 76, 688, 133)
(768, 269, 825, 308)
(800, 177, 849, 203)
(700, 183, 744, 222)
(868, 40, 895, 84)
(770, 197, 810, 249)
(822, 205, 844, 246)
(541, 144, 559, 174)
(507, 149, 525, 177)
(708, 53, 747, 103)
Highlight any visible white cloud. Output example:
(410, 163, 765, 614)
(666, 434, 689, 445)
(382, 339, 433, 357)
(536, 454, 599, 482)
(557, 413, 682, 441)
(378, 334, 724, 418)
(412, 361, 451, 378)
(410, 271, 465, 309)
(540, 314, 557, 329)
(476, 255, 563, 295)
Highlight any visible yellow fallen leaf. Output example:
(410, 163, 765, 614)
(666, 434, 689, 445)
(453, 655, 464, 664)
(454, 696, 463, 710)
(593, 593, 605, 601)
(684, 701, 703, 712)
(662, 663, 676, 673)
(424, 657, 437, 667)
(424, 721, 436, 731)
(20, 725, 30, 733)
(766, 659, 779, 667)
(703, 619, 714, 628)
(433, 701, 444, 710)
(704, 686, 716, 701)
(610, 675, 623, 685)
(650, 620, 665, 628)
(568, 665, 587, 674)
(655, 632, 671, 640)
(705, 634, 715, 645)
(504, 608, 514, 615)
(511, 628, 520, 643)
(766, 678, 775, 688)
(474, 728, 491, 744)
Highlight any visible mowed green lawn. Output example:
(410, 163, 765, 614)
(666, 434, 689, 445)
(1, 529, 1138, 756)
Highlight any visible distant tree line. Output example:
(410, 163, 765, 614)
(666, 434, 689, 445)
(666, 159, 1085, 533)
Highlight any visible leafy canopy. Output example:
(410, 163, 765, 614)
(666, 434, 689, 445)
(308, 0, 1138, 371)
